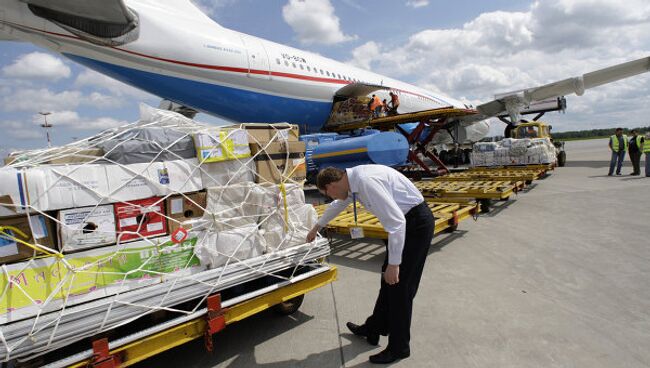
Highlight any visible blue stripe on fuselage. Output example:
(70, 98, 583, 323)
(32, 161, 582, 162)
(65, 54, 332, 134)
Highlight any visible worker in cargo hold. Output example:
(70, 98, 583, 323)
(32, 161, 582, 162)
(388, 91, 400, 115)
(307, 165, 434, 364)
(608, 127, 628, 176)
(369, 94, 383, 118)
(627, 130, 643, 176)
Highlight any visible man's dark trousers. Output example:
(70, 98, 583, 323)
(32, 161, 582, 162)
(630, 150, 641, 174)
(364, 202, 434, 353)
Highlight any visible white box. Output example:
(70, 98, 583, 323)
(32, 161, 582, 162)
(0, 159, 205, 214)
(58, 205, 117, 252)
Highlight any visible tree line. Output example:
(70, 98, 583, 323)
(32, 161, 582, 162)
(552, 126, 650, 140)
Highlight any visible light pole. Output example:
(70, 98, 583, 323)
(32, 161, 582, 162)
(39, 112, 53, 148)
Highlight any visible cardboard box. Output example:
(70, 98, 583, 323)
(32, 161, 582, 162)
(250, 141, 306, 183)
(47, 148, 104, 165)
(194, 128, 251, 163)
(0, 214, 57, 263)
(115, 197, 167, 242)
(241, 123, 300, 144)
(0, 235, 204, 324)
(166, 192, 207, 234)
(0, 159, 203, 214)
(58, 205, 116, 252)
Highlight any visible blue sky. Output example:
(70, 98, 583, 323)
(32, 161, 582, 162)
(1, 0, 649, 156)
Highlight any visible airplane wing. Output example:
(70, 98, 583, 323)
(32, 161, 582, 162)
(21, 0, 220, 46)
(25, 0, 138, 43)
(474, 56, 650, 123)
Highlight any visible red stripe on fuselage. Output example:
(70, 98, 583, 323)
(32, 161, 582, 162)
(5, 20, 446, 101)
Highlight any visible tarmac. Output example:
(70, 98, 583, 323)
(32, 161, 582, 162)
(139, 138, 650, 368)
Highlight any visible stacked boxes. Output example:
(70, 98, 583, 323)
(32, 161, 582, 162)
(0, 105, 317, 324)
(470, 138, 557, 167)
(242, 124, 306, 184)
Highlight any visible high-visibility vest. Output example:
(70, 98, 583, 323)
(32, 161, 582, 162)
(632, 135, 643, 150)
(643, 137, 650, 153)
(611, 135, 628, 152)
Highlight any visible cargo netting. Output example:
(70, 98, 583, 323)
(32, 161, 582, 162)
(0, 104, 327, 361)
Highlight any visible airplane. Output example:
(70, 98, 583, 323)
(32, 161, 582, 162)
(1, 0, 649, 151)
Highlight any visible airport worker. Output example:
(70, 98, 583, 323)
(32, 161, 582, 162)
(306, 165, 434, 364)
(368, 94, 381, 117)
(608, 127, 628, 176)
(641, 132, 650, 178)
(388, 91, 400, 115)
(628, 130, 643, 176)
(381, 99, 389, 117)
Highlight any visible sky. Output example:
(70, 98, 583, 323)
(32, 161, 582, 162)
(1, 0, 649, 156)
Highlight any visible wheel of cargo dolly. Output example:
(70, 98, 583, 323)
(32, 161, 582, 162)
(557, 151, 566, 167)
(273, 295, 305, 315)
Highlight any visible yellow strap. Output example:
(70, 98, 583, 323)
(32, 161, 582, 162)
(0, 226, 63, 258)
(279, 183, 289, 232)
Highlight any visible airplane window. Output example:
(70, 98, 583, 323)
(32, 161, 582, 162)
(276, 58, 281, 65)
(320, 69, 324, 75)
(300, 64, 304, 70)
(284, 60, 289, 66)
(337, 74, 342, 79)
(292, 62, 296, 68)
(326, 71, 330, 76)
(307, 66, 311, 71)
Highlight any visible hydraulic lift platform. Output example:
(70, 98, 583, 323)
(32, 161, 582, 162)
(324, 107, 478, 177)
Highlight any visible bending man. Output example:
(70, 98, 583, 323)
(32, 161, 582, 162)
(307, 165, 434, 364)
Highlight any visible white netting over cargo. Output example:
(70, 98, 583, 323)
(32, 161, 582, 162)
(0, 104, 328, 362)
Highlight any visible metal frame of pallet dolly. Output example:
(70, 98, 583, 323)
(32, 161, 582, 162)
(414, 180, 526, 212)
(315, 200, 480, 238)
(36, 265, 338, 368)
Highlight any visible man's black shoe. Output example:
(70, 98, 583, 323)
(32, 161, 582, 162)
(369, 348, 410, 364)
(346, 322, 379, 346)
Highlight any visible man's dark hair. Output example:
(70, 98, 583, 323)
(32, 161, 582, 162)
(615, 127, 623, 132)
(316, 167, 346, 191)
(631, 129, 637, 134)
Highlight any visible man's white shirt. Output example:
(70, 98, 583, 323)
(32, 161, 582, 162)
(317, 165, 424, 265)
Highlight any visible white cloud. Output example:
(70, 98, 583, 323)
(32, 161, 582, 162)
(348, 0, 650, 132)
(2, 88, 82, 112)
(31, 111, 127, 130)
(190, 0, 235, 18)
(348, 41, 381, 69)
(2, 52, 71, 81)
(282, 0, 357, 45)
(0, 120, 43, 139)
(75, 69, 156, 100)
(86, 92, 124, 109)
(406, 0, 429, 8)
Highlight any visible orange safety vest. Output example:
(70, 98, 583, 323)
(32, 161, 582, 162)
(370, 96, 382, 110)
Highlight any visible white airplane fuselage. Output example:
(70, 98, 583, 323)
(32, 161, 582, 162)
(0, 0, 473, 134)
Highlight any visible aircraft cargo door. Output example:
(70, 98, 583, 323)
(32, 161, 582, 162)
(240, 35, 271, 80)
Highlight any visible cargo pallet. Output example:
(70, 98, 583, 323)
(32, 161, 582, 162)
(413, 180, 525, 213)
(314, 200, 479, 239)
(15, 264, 337, 368)
(466, 165, 553, 182)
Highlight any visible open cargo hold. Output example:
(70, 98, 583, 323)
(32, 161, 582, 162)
(0, 104, 329, 364)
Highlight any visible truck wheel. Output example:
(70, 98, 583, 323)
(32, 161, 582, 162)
(557, 151, 566, 167)
(273, 295, 305, 315)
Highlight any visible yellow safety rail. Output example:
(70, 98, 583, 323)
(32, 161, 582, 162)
(68, 267, 337, 367)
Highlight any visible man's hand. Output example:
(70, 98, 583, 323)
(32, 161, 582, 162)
(306, 225, 321, 243)
(384, 264, 400, 285)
